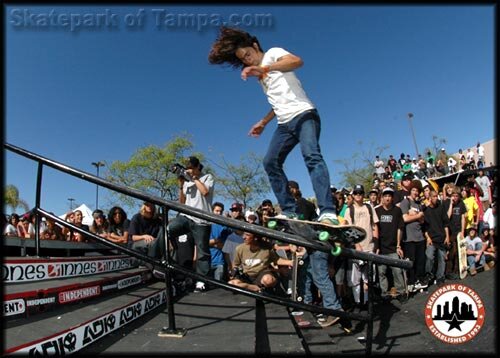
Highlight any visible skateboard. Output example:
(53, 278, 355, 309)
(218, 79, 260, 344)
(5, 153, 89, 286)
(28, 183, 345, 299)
(291, 251, 305, 302)
(457, 232, 468, 279)
(266, 216, 366, 256)
(291, 310, 311, 328)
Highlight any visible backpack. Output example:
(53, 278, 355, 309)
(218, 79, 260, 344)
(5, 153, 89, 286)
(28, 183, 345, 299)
(348, 203, 374, 226)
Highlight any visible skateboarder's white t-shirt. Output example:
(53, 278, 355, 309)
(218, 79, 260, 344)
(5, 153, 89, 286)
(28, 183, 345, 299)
(259, 47, 315, 124)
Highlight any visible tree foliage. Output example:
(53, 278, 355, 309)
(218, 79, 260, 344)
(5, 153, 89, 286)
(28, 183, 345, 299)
(208, 152, 270, 209)
(333, 141, 389, 190)
(431, 135, 447, 156)
(106, 133, 204, 210)
(4, 184, 30, 213)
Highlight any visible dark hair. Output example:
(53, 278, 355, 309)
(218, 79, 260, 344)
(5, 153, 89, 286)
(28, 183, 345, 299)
(108, 206, 127, 223)
(213, 202, 225, 211)
(208, 26, 263, 69)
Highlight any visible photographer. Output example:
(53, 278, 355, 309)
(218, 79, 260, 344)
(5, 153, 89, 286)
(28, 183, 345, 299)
(154, 156, 214, 293)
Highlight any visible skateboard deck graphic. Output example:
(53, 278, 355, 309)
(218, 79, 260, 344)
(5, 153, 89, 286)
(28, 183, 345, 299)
(457, 232, 468, 279)
(291, 311, 311, 328)
(266, 216, 366, 256)
(291, 252, 305, 302)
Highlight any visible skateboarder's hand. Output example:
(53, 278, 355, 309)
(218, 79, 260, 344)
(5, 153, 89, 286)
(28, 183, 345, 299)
(248, 120, 266, 137)
(241, 65, 266, 80)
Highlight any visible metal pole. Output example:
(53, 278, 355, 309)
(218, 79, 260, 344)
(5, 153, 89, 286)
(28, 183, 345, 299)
(158, 207, 187, 338)
(68, 198, 75, 210)
(35, 163, 43, 257)
(407, 113, 419, 157)
(365, 261, 374, 356)
(91, 161, 105, 210)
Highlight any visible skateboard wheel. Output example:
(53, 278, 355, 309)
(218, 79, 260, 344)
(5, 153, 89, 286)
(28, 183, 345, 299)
(298, 259, 304, 266)
(331, 245, 342, 256)
(319, 231, 329, 241)
(297, 297, 303, 302)
(268, 220, 277, 229)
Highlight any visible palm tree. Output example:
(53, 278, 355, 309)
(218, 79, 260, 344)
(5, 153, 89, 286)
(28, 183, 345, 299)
(4, 185, 30, 213)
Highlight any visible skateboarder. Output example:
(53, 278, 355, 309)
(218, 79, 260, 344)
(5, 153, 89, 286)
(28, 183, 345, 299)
(208, 27, 338, 225)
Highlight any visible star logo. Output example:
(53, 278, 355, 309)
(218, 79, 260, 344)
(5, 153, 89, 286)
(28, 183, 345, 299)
(424, 284, 485, 345)
(445, 314, 465, 332)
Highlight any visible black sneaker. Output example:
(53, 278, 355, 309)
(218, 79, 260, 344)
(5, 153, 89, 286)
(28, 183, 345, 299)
(397, 295, 409, 304)
(445, 273, 459, 280)
(414, 280, 428, 290)
(436, 277, 446, 286)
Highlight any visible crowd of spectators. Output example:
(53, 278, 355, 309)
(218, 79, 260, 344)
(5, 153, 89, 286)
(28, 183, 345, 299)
(3, 146, 496, 327)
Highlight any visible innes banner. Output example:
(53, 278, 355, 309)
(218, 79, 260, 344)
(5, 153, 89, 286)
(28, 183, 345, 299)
(3, 256, 137, 283)
(5, 289, 167, 355)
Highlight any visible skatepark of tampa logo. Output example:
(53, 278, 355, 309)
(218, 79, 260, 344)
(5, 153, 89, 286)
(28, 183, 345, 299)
(425, 283, 485, 344)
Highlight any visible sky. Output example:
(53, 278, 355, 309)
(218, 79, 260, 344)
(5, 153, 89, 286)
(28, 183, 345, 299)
(4, 4, 495, 217)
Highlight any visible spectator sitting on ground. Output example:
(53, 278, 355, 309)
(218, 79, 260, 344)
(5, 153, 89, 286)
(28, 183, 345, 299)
(465, 227, 487, 276)
(480, 227, 495, 268)
(128, 201, 161, 256)
(106, 206, 130, 246)
(4, 213, 20, 237)
(228, 231, 292, 293)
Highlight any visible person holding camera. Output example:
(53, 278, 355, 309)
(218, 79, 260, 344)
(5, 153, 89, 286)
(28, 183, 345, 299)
(422, 190, 451, 287)
(162, 156, 214, 292)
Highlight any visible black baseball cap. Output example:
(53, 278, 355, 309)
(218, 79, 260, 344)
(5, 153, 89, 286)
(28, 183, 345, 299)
(353, 184, 365, 194)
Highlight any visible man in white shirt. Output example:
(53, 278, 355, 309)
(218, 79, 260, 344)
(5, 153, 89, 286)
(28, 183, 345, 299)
(209, 27, 338, 225)
(475, 169, 492, 210)
(476, 142, 485, 166)
(161, 156, 214, 292)
(374, 156, 385, 178)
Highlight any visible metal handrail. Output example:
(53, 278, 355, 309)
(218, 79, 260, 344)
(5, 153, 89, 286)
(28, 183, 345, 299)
(5, 142, 414, 355)
(4, 142, 412, 268)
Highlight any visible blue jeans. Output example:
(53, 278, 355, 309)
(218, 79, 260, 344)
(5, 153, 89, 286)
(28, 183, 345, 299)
(467, 242, 486, 269)
(425, 244, 447, 280)
(263, 109, 335, 216)
(210, 264, 226, 281)
(303, 250, 342, 311)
